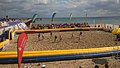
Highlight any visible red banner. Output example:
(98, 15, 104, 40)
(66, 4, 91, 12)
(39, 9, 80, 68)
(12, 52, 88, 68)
(17, 33, 28, 68)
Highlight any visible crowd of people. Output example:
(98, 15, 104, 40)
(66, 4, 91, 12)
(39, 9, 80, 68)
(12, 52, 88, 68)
(32, 23, 90, 29)
(0, 16, 21, 42)
(0, 16, 21, 28)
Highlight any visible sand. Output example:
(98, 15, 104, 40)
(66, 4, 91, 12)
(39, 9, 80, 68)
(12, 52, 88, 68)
(1, 57, 120, 68)
(3, 31, 120, 51)
(1, 31, 120, 68)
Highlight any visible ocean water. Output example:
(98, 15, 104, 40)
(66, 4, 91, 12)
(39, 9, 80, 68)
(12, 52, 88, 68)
(35, 16, 120, 24)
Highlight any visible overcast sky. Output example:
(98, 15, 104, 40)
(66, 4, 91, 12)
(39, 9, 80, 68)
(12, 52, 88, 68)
(0, 0, 120, 18)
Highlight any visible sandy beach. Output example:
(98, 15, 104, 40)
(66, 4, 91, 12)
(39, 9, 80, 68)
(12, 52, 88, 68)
(1, 31, 120, 68)
(4, 31, 120, 51)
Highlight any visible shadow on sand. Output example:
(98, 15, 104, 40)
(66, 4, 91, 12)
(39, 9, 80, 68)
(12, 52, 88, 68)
(92, 58, 108, 65)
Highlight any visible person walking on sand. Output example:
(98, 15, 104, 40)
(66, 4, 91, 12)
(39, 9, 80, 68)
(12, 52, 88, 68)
(54, 36, 57, 42)
(50, 32, 52, 37)
(79, 32, 82, 40)
(71, 33, 74, 38)
(59, 35, 62, 41)
(38, 33, 40, 41)
(42, 33, 44, 40)
(80, 32, 82, 36)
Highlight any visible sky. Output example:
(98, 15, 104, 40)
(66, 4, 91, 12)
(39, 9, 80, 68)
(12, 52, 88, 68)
(0, 0, 120, 18)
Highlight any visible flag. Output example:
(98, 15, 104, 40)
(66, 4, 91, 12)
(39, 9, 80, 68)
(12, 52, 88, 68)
(17, 33, 28, 68)
(32, 14, 38, 23)
(69, 13, 72, 22)
(51, 13, 56, 22)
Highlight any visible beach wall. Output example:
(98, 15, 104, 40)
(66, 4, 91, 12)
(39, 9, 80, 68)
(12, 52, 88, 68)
(0, 26, 14, 35)
(90, 24, 120, 29)
(0, 22, 28, 35)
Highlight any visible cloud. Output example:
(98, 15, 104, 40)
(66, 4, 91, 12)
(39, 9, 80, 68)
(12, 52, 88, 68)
(0, 0, 119, 18)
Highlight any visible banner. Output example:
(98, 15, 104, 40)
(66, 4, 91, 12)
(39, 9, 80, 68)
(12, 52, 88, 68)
(32, 14, 38, 23)
(51, 13, 56, 22)
(69, 13, 72, 22)
(17, 33, 28, 68)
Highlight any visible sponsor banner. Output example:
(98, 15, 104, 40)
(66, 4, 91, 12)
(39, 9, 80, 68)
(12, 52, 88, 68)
(17, 33, 28, 68)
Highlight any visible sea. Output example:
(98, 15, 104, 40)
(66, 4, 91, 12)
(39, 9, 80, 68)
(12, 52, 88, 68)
(35, 16, 120, 25)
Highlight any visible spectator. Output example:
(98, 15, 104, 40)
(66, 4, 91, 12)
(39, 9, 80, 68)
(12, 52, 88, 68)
(98, 25, 100, 27)
(0, 38, 2, 42)
(0, 22, 2, 27)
